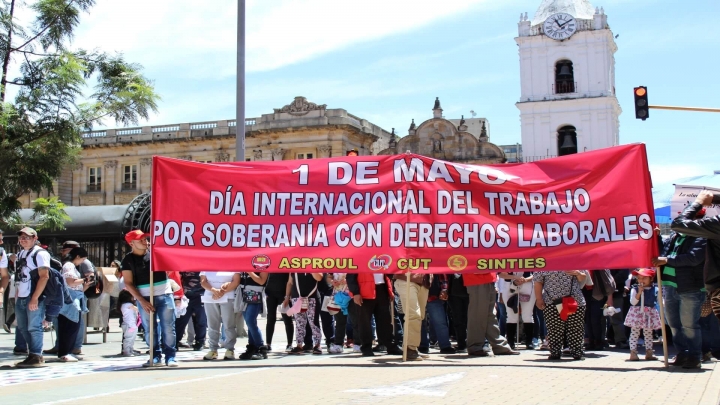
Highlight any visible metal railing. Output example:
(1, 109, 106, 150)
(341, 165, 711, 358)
(121, 182, 137, 191)
(86, 183, 102, 192)
(553, 81, 577, 94)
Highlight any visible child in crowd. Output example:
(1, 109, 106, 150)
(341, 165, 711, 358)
(118, 290, 140, 357)
(624, 268, 661, 361)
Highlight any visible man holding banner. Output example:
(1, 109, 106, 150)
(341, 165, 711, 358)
(671, 190, 720, 321)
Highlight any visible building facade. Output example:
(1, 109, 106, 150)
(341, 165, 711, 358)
(19, 97, 393, 207)
(378, 98, 506, 165)
(516, 0, 621, 161)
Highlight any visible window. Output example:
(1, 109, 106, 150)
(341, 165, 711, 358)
(87, 167, 102, 192)
(296, 153, 314, 159)
(554, 60, 575, 94)
(557, 126, 578, 156)
(122, 165, 137, 190)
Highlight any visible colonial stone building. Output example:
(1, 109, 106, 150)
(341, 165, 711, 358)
(19, 97, 393, 207)
(378, 98, 506, 165)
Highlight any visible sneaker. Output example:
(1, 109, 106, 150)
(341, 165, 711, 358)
(289, 346, 305, 355)
(372, 344, 387, 353)
(71, 349, 83, 356)
(361, 350, 375, 357)
(203, 351, 218, 360)
(43, 348, 58, 355)
(702, 352, 713, 363)
(418, 347, 429, 354)
(440, 347, 457, 354)
(177, 342, 190, 349)
(143, 357, 164, 367)
(682, 358, 702, 369)
(132, 350, 142, 355)
(166, 358, 179, 367)
(312, 346, 322, 355)
(2, 324, 10, 333)
(455, 346, 467, 353)
(13, 347, 28, 356)
(353, 344, 362, 353)
(192, 343, 203, 351)
(329, 343, 344, 354)
(386, 346, 404, 356)
(60, 355, 78, 362)
(285, 345, 293, 353)
(121, 352, 137, 357)
(224, 349, 235, 360)
(16, 354, 45, 368)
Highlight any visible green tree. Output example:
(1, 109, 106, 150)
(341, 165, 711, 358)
(0, 0, 159, 219)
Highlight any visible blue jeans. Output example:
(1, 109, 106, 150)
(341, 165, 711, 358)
(426, 299, 452, 349)
(664, 286, 704, 360)
(534, 306, 547, 338)
(496, 302, 507, 336)
(243, 303, 264, 347)
(15, 297, 46, 356)
(137, 294, 177, 360)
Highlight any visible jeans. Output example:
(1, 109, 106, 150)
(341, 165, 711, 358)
(243, 302, 264, 347)
(137, 294, 177, 360)
(496, 301, 507, 336)
(533, 306, 547, 339)
(74, 314, 85, 350)
(664, 286, 704, 360)
(15, 297, 46, 356)
(175, 296, 207, 346)
(426, 299, 452, 349)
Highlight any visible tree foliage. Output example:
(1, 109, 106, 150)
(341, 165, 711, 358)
(0, 0, 159, 219)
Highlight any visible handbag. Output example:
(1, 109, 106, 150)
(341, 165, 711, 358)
(320, 295, 333, 312)
(287, 273, 317, 317)
(519, 293, 532, 302)
(242, 285, 264, 304)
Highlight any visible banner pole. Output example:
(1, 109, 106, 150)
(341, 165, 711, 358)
(149, 270, 154, 367)
(402, 270, 411, 362)
(655, 267, 669, 368)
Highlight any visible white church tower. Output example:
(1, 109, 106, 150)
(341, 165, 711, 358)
(516, 0, 621, 161)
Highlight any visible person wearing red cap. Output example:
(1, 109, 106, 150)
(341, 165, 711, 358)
(120, 229, 178, 367)
(534, 270, 588, 361)
(624, 268, 661, 362)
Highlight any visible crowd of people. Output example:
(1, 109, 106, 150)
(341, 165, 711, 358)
(1, 190, 720, 369)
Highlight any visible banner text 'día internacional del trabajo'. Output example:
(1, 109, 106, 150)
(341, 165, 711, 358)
(150, 144, 657, 273)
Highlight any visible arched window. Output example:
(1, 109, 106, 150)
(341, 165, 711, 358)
(555, 60, 575, 94)
(557, 126, 577, 156)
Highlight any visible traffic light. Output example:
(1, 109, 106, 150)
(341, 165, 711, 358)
(634, 86, 649, 120)
(346, 149, 358, 156)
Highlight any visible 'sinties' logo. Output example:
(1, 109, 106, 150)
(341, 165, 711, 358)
(251, 255, 271, 271)
(447, 255, 468, 271)
(368, 254, 392, 271)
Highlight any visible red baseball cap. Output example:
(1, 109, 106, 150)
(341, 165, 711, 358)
(125, 230, 150, 245)
(632, 268, 656, 278)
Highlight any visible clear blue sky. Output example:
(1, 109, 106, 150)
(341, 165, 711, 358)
(65, 0, 719, 187)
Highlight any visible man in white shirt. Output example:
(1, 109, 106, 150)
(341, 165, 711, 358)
(14, 227, 51, 368)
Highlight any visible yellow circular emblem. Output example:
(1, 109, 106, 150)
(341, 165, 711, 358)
(447, 255, 468, 272)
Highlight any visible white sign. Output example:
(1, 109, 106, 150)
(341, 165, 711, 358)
(671, 185, 720, 219)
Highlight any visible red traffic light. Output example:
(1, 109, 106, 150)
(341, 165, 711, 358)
(633, 86, 649, 120)
(634, 87, 646, 97)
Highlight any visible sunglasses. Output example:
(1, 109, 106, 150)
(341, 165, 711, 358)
(18, 235, 35, 241)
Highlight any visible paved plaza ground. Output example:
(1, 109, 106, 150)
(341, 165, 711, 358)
(0, 317, 719, 405)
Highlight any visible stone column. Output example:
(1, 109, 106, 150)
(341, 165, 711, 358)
(104, 160, 117, 205)
(139, 158, 152, 193)
(72, 163, 84, 206)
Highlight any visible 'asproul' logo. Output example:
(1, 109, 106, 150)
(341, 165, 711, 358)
(251, 255, 271, 271)
(368, 254, 392, 271)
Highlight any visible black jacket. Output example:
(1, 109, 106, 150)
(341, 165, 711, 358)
(660, 232, 706, 293)
(671, 202, 720, 292)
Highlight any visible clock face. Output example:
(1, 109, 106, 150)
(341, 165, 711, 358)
(543, 13, 577, 40)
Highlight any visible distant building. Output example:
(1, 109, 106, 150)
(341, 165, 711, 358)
(378, 98, 505, 165)
(19, 97, 393, 207)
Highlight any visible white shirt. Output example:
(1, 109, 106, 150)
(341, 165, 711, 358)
(200, 272, 237, 303)
(0, 248, 7, 269)
(16, 246, 51, 298)
(62, 262, 83, 291)
(121, 303, 138, 331)
(373, 274, 385, 284)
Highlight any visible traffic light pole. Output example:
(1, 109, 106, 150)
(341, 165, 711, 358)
(650, 105, 720, 113)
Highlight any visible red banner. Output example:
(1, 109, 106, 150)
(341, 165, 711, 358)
(151, 144, 656, 273)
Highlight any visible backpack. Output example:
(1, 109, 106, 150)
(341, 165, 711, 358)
(27, 248, 72, 319)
